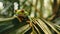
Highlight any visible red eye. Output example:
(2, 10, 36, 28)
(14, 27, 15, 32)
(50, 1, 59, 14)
(15, 10, 17, 12)
(21, 9, 24, 13)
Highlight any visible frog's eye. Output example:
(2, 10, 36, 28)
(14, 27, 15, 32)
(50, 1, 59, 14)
(21, 9, 24, 13)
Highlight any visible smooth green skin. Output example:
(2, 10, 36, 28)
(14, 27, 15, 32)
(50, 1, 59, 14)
(15, 10, 28, 16)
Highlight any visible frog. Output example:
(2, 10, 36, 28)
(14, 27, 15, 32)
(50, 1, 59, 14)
(15, 9, 30, 23)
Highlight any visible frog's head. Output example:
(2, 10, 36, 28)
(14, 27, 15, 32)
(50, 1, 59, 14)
(15, 9, 25, 16)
